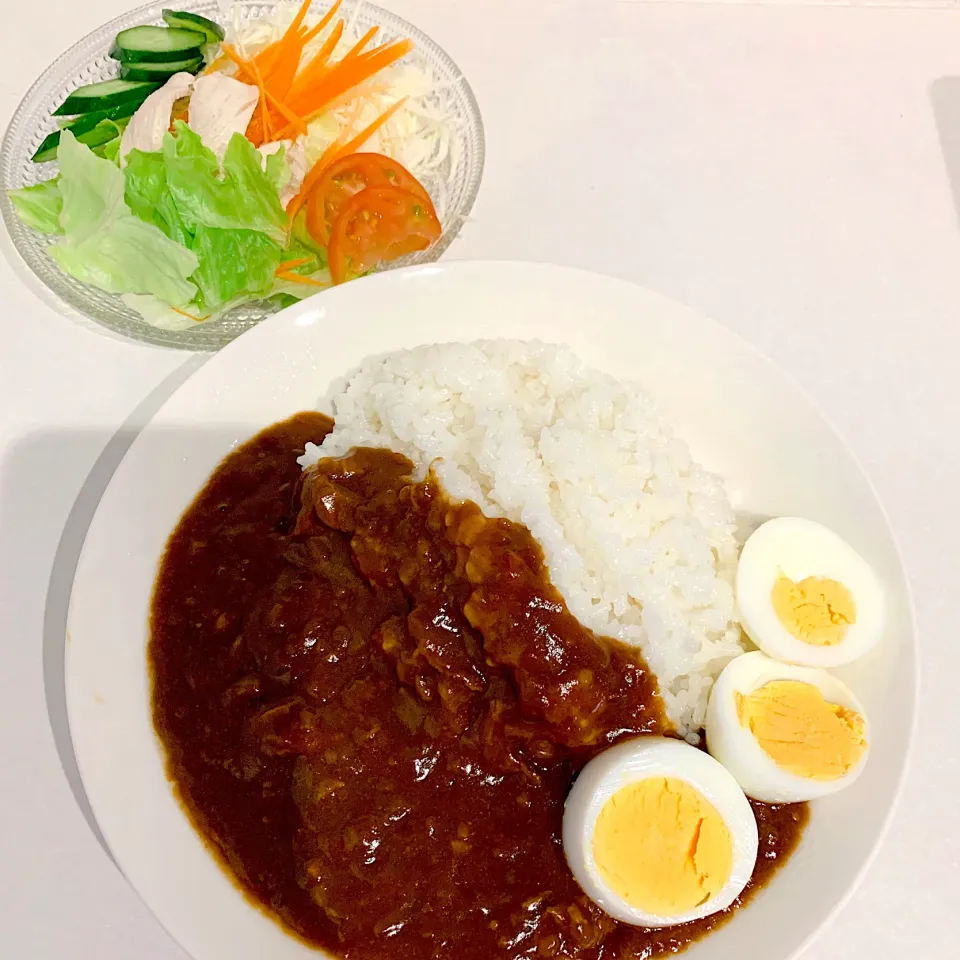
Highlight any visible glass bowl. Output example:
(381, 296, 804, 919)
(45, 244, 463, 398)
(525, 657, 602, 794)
(0, 0, 485, 350)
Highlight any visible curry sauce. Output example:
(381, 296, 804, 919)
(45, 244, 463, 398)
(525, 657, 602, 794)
(150, 413, 807, 960)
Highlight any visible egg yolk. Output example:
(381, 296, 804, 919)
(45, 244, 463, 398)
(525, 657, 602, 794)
(591, 777, 733, 917)
(770, 575, 856, 646)
(736, 680, 867, 780)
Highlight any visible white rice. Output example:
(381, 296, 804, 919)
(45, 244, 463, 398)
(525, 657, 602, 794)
(300, 340, 746, 739)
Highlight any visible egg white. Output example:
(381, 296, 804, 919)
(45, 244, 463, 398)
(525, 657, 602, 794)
(737, 517, 885, 667)
(562, 737, 758, 927)
(706, 651, 869, 802)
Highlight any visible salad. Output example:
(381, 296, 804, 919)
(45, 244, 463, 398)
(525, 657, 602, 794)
(7, 1, 462, 330)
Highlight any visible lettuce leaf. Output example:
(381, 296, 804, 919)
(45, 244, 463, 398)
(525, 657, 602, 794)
(91, 117, 128, 165)
(94, 136, 123, 165)
(263, 145, 290, 195)
(121, 293, 203, 331)
(190, 224, 282, 311)
(161, 122, 288, 244)
(8, 179, 63, 234)
(50, 215, 199, 305)
(289, 208, 328, 267)
(124, 148, 191, 246)
(57, 129, 127, 241)
(44, 131, 198, 305)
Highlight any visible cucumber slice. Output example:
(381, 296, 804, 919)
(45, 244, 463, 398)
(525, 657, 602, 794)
(32, 125, 120, 163)
(53, 78, 160, 116)
(161, 9, 225, 43)
(120, 57, 203, 82)
(110, 25, 205, 63)
(31, 101, 139, 163)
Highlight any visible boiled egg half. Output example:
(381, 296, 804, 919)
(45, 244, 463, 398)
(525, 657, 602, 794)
(737, 517, 885, 667)
(706, 651, 869, 802)
(563, 737, 758, 927)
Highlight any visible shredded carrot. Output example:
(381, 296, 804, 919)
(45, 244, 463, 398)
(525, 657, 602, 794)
(252, 27, 303, 77)
(306, 0, 343, 43)
(225, 1, 413, 154)
(224, 43, 302, 142)
(263, 88, 308, 137)
(299, 10, 335, 47)
(286, 20, 345, 101)
(278, 0, 314, 49)
(259, 0, 338, 88)
(253, 62, 273, 142)
(312, 79, 389, 121)
(276, 270, 326, 286)
(220, 43, 254, 81)
(283, 96, 409, 219)
(285, 39, 414, 125)
(340, 26, 380, 64)
(172, 306, 212, 322)
(276, 257, 313, 273)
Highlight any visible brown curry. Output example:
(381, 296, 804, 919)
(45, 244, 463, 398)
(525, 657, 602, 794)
(150, 413, 807, 960)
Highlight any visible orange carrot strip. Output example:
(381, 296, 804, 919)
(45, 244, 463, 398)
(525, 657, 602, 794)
(341, 25, 380, 63)
(286, 20, 345, 101)
(310, 79, 389, 120)
(300, 16, 331, 46)
(253, 28, 306, 77)
(286, 25, 381, 104)
(172, 306, 212, 322)
(277, 41, 413, 141)
(284, 0, 314, 42)
(276, 270, 326, 286)
(250, 58, 273, 143)
(276, 257, 313, 273)
(263, 88, 308, 137)
(283, 97, 409, 218)
(260, 36, 306, 90)
(308, 0, 344, 41)
(287, 39, 414, 120)
(259, 0, 325, 85)
(290, 28, 402, 109)
(220, 43, 255, 82)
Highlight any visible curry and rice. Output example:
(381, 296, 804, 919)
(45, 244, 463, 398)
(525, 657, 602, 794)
(150, 341, 883, 957)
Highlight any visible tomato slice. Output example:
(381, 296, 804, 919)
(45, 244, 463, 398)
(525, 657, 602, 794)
(306, 153, 436, 246)
(328, 186, 443, 284)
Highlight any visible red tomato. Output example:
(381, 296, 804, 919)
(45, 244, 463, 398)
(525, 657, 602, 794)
(306, 153, 436, 246)
(328, 185, 443, 285)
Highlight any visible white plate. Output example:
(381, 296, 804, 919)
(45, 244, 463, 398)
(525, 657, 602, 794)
(66, 260, 917, 960)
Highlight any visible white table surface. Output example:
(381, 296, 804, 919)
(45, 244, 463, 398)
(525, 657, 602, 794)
(2, 1, 959, 957)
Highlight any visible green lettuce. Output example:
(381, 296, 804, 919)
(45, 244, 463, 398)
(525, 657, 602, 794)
(58, 129, 126, 241)
(8, 179, 63, 234)
(263, 145, 290, 195)
(161, 122, 288, 244)
(45, 131, 198, 305)
(51, 216, 200, 304)
(93, 136, 123, 165)
(124, 148, 191, 246)
(190, 224, 282, 311)
(91, 118, 128, 164)
(289, 208, 328, 267)
(10, 122, 317, 326)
